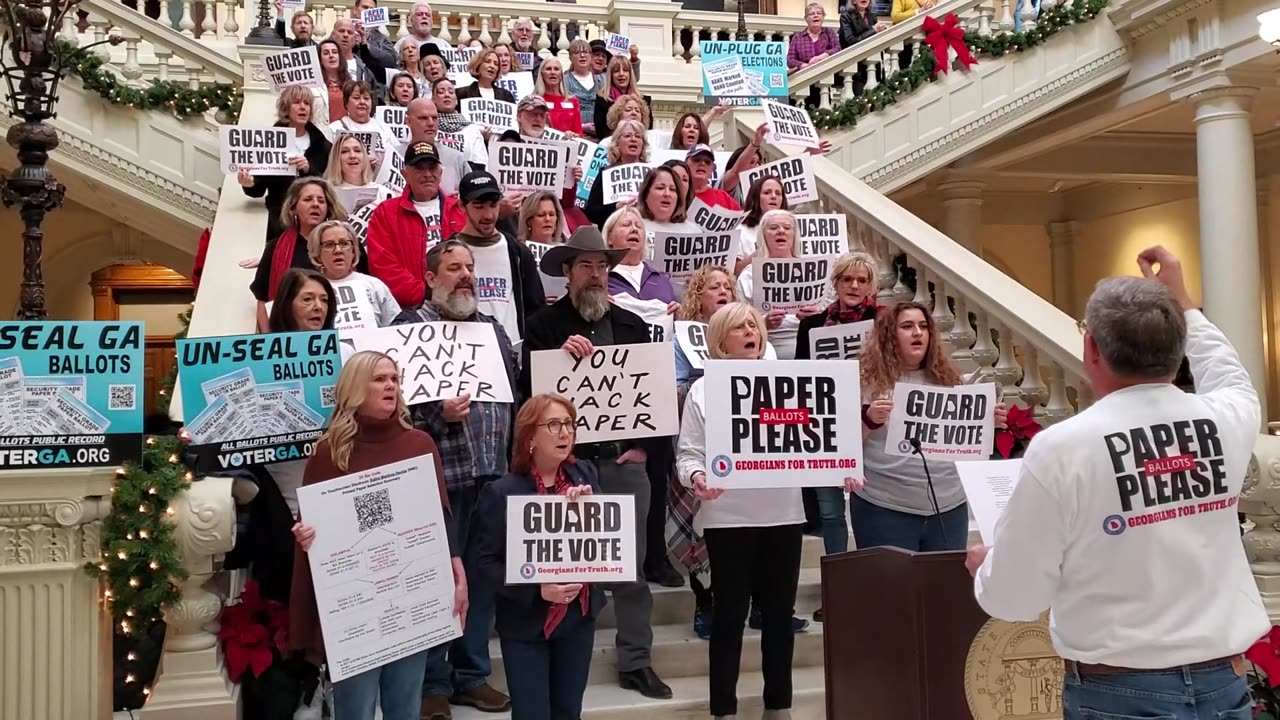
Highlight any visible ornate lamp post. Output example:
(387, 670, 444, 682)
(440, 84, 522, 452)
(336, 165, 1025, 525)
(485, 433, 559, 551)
(0, 0, 121, 319)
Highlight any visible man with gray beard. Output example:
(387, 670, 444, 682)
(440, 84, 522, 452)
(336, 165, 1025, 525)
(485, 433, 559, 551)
(392, 239, 516, 718)
(517, 226, 675, 700)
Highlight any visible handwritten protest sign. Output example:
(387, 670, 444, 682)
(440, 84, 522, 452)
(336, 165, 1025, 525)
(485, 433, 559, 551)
(763, 99, 821, 149)
(796, 214, 847, 257)
(495, 71, 534, 101)
(600, 163, 653, 204)
(345, 322, 514, 404)
(752, 256, 832, 313)
(884, 382, 997, 461)
(675, 321, 776, 370)
(263, 46, 323, 90)
(506, 495, 636, 583)
(488, 141, 569, 193)
(360, 6, 388, 28)
(530, 343, 678, 443)
(743, 154, 818, 205)
(605, 32, 631, 55)
(699, 41, 788, 107)
(688, 198, 744, 233)
(574, 140, 608, 206)
(809, 320, 873, 360)
(703, 359, 861, 488)
(651, 231, 736, 287)
(461, 98, 517, 132)
(610, 294, 674, 344)
(219, 127, 293, 175)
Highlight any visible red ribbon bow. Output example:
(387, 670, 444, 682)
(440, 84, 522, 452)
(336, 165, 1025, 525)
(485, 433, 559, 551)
(923, 13, 977, 76)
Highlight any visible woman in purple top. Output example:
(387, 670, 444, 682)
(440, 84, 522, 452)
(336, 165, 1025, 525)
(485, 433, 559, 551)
(603, 205, 680, 308)
(788, 3, 842, 71)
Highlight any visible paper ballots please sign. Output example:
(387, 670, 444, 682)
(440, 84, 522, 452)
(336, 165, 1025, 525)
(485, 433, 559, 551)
(808, 320, 873, 360)
(495, 71, 535, 101)
(0, 321, 144, 470)
(263, 46, 323, 90)
(506, 495, 637, 584)
(177, 331, 341, 470)
(752, 256, 832, 313)
(763, 100, 821, 149)
(605, 32, 631, 55)
(796, 214, 847, 256)
(461, 98, 517, 132)
(883, 381, 997, 461)
(651, 231, 736, 287)
(488, 141, 569, 193)
(742, 154, 818, 206)
(296, 455, 460, 682)
(703, 359, 861, 489)
(359, 6, 388, 27)
(343, 322, 514, 404)
(530, 342, 678, 443)
(600, 163, 653, 205)
(220, 127, 293, 175)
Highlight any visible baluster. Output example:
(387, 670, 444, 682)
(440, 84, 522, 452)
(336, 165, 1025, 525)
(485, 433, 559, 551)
(201, 2, 217, 37)
(1074, 380, 1093, 412)
(840, 70, 854, 102)
(222, 0, 238, 35)
(882, 47, 898, 77)
(394, 11, 407, 40)
(497, 16, 511, 45)
(978, 6, 992, 37)
(89, 17, 112, 58)
(874, 238, 898, 304)
(1018, 344, 1048, 407)
(437, 11, 453, 44)
(313, 4, 328, 38)
(949, 294, 976, 371)
(930, 278, 956, 359)
(535, 17, 551, 57)
(60, 12, 79, 46)
(1041, 364, 1074, 424)
(1021, 0, 1038, 31)
(992, 323, 1023, 404)
(995, 0, 1012, 31)
(153, 47, 173, 82)
(864, 58, 881, 92)
(970, 309, 998, 373)
(158, 0, 172, 29)
(479, 17, 492, 47)
(911, 262, 931, 307)
(186, 62, 204, 91)
(457, 16, 471, 46)
(179, 0, 196, 37)
(672, 25, 685, 62)
(690, 27, 703, 65)
(818, 76, 834, 110)
(122, 35, 143, 80)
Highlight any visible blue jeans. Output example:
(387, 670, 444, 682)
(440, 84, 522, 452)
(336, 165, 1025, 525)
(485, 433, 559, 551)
(1063, 659, 1251, 719)
(814, 487, 849, 554)
(333, 649, 430, 720)
(849, 493, 968, 552)
(424, 481, 495, 697)
(499, 605, 595, 720)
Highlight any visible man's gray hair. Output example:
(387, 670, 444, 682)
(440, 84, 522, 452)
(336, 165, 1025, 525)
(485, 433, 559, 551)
(1084, 276, 1186, 379)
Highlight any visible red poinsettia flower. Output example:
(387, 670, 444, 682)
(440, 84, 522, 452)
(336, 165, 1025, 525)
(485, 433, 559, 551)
(217, 580, 282, 681)
(1246, 628, 1280, 687)
(995, 405, 1044, 458)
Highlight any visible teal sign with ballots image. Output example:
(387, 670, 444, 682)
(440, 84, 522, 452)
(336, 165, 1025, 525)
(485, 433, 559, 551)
(0, 321, 144, 470)
(177, 330, 341, 471)
(698, 41, 789, 107)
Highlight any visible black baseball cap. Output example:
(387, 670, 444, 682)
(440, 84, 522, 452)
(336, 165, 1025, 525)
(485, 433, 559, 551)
(498, 129, 523, 143)
(459, 171, 503, 203)
(404, 140, 441, 166)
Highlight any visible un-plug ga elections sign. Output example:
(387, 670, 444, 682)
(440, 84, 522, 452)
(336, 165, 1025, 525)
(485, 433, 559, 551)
(0, 321, 144, 470)
(178, 331, 341, 471)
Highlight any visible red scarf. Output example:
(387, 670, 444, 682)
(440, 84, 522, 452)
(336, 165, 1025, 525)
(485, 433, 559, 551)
(823, 298, 877, 327)
(267, 228, 302, 301)
(533, 467, 590, 638)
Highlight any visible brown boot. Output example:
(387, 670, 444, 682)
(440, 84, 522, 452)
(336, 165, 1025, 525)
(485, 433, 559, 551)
(420, 694, 452, 720)
(451, 683, 511, 712)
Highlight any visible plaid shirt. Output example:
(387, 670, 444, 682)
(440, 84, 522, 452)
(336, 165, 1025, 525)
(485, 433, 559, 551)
(392, 303, 518, 489)
(787, 27, 842, 70)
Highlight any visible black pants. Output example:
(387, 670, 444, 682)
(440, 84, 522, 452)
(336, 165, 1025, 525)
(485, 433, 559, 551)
(644, 442, 673, 577)
(704, 524, 803, 717)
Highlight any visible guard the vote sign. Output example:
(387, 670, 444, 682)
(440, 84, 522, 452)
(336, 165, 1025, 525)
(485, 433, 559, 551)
(0, 321, 144, 470)
(345, 322, 514, 404)
(488, 141, 568, 193)
(809, 320, 873, 360)
(688, 199, 743, 233)
(263, 46, 323, 90)
(796, 214, 846, 257)
(506, 495, 637, 584)
(676, 321, 776, 370)
(703, 359, 861, 489)
(763, 100, 821, 149)
(601, 163, 652, 204)
(530, 343, 678, 443)
(752, 256, 832, 313)
(177, 331, 341, 470)
(651, 231, 736, 287)
(742, 154, 818, 205)
(220, 127, 293, 175)
(884, 382, 997, 461)
(461, 98, 517, 132)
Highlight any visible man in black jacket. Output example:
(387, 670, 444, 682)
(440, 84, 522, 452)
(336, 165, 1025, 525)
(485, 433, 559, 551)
(518, 227, 674, 700)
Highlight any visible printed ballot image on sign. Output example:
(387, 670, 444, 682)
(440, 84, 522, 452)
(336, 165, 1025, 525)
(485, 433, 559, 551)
(0, 321, 144, 470)
(703, 359, 861, 489)
(883, 381, 997, 461)
(296, 455, 461, 683)
(699, 41, 788, 107)
(506, 495, 637, 584)
(177, 330, 341, 471)
(343, 322, 514, 405)
(530, 343, 679, 443)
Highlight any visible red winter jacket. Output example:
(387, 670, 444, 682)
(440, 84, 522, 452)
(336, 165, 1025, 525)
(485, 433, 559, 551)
(366, 188, 466, 307)
(542, 94, 583, 136)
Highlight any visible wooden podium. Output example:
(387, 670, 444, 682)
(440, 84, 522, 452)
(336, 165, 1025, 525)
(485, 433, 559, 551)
(820, 547, 991, 720)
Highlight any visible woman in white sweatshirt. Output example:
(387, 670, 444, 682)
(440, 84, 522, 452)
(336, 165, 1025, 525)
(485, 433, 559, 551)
(677, 301, 860, 720)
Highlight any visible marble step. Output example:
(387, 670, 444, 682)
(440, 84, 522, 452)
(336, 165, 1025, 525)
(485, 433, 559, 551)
(452, 666, 827, 720)
(488, 617, 825, 691)
(594, 567, 822, 631)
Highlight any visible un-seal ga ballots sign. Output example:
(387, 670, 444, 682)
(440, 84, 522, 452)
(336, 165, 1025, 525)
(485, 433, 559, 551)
(703, 359, 862, 489)
(177, 331, 341, 470)
(0, 322, 143, 470)
(699, 41, 788, 107)
(883, 382, 997, 461)
(506, 495, 637, 584)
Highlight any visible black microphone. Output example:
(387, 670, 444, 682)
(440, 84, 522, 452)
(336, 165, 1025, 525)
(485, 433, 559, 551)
(908, 437, 949, 544)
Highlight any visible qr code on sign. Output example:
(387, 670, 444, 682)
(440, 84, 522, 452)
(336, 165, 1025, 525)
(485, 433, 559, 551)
(769, 74, 784, 88)
(320, 385, 336, 408)
(108, 384, 136, 411)
(354, 488, 393, 533)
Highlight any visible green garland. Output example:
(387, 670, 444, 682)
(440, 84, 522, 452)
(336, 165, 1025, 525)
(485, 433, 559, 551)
(84, 435, 193, 638)
(157, 306, 192, 417)
(56, 40, 242, 121)
(810, 0, 1108, 130)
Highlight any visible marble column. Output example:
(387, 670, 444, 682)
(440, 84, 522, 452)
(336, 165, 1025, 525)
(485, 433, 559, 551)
(1046, 220, 1079, 316)
(938, 177, 986, 256)
(1183, 80, 1269, 422)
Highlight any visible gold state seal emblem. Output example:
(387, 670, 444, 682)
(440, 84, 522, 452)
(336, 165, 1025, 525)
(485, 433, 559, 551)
(964, 613, 1063, 720)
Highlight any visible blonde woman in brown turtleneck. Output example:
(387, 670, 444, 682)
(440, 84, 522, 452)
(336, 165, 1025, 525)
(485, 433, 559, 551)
(288, 350, 464, 720)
